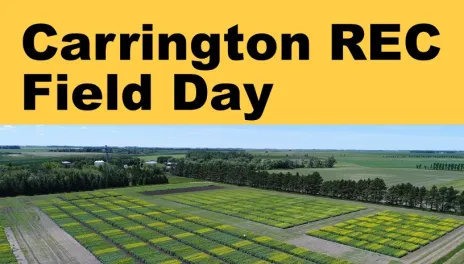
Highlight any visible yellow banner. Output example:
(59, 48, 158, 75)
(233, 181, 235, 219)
(1, 1, 462, 124)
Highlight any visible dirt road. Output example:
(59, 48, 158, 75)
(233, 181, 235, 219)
(5, 227, 28, 264)
(4, 202, 101, 264)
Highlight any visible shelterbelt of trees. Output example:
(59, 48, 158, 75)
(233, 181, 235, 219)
(385, 155, 464, 159)
(173, 159, 464, 215)
(416, 163, 464, 171)
(185, 150, 337, 169)
(0, 157, 167, 197)
(0, 145, 21, 149)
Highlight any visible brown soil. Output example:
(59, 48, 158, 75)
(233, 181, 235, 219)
(140, 185, 225, 196)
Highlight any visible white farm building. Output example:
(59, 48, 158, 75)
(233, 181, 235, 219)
(94, 160, 105, 166)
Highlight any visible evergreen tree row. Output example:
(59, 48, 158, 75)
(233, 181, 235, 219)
(0, 161, 167, 197)
(385, 155, 464, 159)
(0, 145, 21, 149)
(416, 163, 464, 171)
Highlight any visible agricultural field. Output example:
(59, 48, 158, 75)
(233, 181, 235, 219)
(38, 190, 350, 264)
(257, 150, 464, 190)
(307, 211, 464, 258)
(160, 188, 366, 228)
(1, 180, 464, 264)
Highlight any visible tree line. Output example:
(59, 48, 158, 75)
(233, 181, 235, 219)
(253, 156, 336, 170)
(156, 156, 177, 163)
(385, 155, 464, 159)
(184, 150, 337, 169)
(410, 150, 459, 154)
(416, 163, 464, 171)
(173, 159, 464, 215)
(0, 145, 20, 149)
(0, 157, 168, 197)
(49, 147, 110, 153)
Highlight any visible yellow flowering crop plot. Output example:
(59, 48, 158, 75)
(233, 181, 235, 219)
(127, 214, 142, 219)
(269, 252, 290, 262)
(106, 216, 124, 221)
(160, 260, 182, 264)
(290, 247, 309, 255)
(254, 236, 272, 242)
(232, 240, 253, 247)
(123, 242, 147, 249)
(307, 210, 463, 258)
(101, 229, 122, 235)
(146, 211, 160, 216)
(167, 219, 184, 224)
(147, 222, 165, 227)
(184, 252, 209, 262)
(174, 232, 194, 238)
(75, 233, 98, 239)
(62, 222, 80, 227)
(93, 247, 120, 255)
(209, 246, 235, 255)
(150, 236, 172, 244)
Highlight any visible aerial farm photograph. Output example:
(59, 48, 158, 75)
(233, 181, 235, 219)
(0, 125, 463, 264)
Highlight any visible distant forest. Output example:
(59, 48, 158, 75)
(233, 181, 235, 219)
(0, 156, 167, 197)
(185, 150, 337, 169)
(385, 155, 464, 159)
(0, 145, 20, 149)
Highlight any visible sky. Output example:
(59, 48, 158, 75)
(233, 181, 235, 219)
(1, 125, 464, 150)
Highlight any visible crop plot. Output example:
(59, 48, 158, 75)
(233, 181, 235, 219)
(0, 224, 16, 264)
(307, 211, 464, 258)
(38, 190, 352, 264)
(161, 189, 366, 228)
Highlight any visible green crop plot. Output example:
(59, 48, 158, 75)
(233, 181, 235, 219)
(307, 211, 464, 258)
(0, 224, 16, 264)
(160, 189, 366, 228)
(38, 190, 352, 264)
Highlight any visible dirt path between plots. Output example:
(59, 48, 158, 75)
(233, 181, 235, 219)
(404, 225, 464, 264)
(5, 227, 28, 264)
(289, 235, 396, 264)
(445, 249, 464, 264)
(140, 185, 225, 195)
(5, 204, 101, 264)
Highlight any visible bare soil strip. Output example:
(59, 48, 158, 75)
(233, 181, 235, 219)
(288, 234, 396, 264)
(5, 203, 101, 264)
(4, 227, 28, 264)
(444, 249, 464, 264)
(140, 185, 225, 196)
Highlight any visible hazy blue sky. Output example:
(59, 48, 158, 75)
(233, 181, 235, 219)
(1, 125, 464, 150)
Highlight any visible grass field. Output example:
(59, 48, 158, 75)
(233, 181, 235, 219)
(307, 211, 464, 258)
(161, 189, 366, 228)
